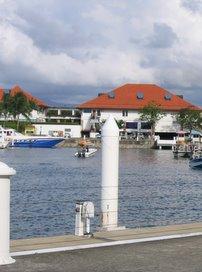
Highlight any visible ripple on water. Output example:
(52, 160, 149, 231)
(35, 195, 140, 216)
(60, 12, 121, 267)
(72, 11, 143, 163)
(0, 147, 201, 239)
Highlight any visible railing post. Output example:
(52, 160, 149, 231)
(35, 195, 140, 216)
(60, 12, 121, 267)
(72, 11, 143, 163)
(0, 162, 16, 265)
(101, 116, 119, 230)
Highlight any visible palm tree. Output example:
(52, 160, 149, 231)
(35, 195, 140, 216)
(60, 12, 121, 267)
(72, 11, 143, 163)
(9, 92, 37, 130)
(0, 93, 13, 126)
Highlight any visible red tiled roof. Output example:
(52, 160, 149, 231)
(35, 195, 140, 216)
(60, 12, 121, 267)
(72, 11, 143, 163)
(77, 84, 201, 111)
(0, 87, 4, 101)
(10, 85, 47, 108)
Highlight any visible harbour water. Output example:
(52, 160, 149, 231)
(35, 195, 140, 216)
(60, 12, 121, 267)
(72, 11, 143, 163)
(0, 148, 201, 239)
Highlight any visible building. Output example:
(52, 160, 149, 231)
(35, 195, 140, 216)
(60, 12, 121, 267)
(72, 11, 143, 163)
(77, 84, 201, 138)
(0, 85, 82, 138)
(45, 107, 80, 124)
(0, 85, 47, 122)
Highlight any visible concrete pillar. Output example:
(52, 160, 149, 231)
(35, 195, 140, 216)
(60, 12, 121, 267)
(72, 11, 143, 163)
(0, 162, 16, 265)
(101, 116, 119, 230)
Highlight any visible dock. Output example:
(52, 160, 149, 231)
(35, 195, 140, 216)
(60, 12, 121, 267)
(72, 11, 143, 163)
(0, 222, 200, 272)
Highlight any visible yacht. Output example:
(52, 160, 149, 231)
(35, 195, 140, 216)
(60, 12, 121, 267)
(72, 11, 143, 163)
(0, 126, 64, 148)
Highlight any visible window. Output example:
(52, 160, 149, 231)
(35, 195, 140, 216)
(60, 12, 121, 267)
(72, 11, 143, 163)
(137, 92, 144, 99)
(122, 110, 128, 117)
(141, 122, 151, 129)
(108, 91, 115, 99)
(126, 122, 138, 129)
(164, 93, 172, 100)
(97, 110, 101, 116)
(83, 109, 91, 113)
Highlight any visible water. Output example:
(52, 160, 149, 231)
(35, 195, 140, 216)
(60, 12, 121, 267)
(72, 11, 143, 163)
(0, 147, 201, 239)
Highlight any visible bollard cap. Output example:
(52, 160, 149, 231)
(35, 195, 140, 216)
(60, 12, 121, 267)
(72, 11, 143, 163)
(102, 115, 119, 137)
(0, 161, 16, 177)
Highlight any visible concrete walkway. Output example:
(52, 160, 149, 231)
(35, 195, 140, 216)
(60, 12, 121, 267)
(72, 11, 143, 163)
(1, 236, 202, 272)
(0, 222, 200, 271)
(11, 222, 202, 254)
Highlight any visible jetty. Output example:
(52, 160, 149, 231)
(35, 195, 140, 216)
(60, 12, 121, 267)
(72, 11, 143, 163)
(3, 223, 202, 272)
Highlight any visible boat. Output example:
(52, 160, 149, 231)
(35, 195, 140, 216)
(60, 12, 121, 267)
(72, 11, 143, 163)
(75, 138, 97, 157)
(75, 147, 97, 158)
(0, 126, 64, 148)
(189, 148, 202, 169)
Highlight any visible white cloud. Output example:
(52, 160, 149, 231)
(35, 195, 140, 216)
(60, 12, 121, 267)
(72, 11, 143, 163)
(0, 0, 202, 104)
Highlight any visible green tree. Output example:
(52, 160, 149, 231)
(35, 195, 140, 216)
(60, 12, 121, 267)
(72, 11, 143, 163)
(116, 119, 125, 129)
(176, 108, 202, 134)
(9, 92, 37, 130)
(140, 102, 164, 137)
(0, 93, 13, 126)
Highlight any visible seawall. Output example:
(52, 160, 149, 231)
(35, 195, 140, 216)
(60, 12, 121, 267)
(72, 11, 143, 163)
(58, 139, 155, 149)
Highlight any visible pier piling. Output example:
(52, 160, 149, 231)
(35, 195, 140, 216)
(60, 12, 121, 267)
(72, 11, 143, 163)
(0, 162, 16, 265)
(101, 116, 120, 230)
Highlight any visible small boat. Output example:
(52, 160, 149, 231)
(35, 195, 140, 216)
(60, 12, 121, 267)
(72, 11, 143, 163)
(0, 126, 64, 148)
(75, 147, 97, 158)
(189, 149, 202, 169)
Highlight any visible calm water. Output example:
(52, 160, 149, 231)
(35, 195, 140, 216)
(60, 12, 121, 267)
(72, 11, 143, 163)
(0, 147, 201, 239)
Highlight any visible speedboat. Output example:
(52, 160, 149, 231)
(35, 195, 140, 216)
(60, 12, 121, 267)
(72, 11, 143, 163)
(75, 147, 97, 158)
(189, 149, 202, 169)
(0, 126, 64, 148)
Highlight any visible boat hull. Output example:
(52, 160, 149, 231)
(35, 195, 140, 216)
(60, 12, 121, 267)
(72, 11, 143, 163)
(75, 148, 97, 158)
(189, 158, 202, 169)
(9, 138, 64, 148)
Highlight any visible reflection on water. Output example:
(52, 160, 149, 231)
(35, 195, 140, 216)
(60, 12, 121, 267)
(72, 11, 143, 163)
(0, 147, 201, 239)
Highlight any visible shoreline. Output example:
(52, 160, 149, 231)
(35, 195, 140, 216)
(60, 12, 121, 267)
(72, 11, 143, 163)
(58, 138, 155, 149)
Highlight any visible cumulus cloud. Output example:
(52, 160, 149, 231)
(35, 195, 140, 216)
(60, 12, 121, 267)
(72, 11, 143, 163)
(0, 0, 202, 105)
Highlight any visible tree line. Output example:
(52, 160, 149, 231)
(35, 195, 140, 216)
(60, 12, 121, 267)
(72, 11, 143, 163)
(0, 92, 38, 130)
(140, 102, 202, 136)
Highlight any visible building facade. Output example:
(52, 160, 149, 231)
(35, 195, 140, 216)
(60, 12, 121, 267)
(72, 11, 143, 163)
(77, 84, 200, 137)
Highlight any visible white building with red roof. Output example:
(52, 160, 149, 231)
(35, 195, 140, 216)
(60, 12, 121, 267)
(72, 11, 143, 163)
(77, 84, 201, 137)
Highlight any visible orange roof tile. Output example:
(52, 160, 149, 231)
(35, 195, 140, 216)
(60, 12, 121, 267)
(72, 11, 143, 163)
(10, 85, 47, 108)
(77, 84, 201, 111)
(0, 87, 4, 101)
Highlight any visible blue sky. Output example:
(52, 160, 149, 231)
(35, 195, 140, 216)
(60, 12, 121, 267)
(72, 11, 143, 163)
(0, 0, 202, 106)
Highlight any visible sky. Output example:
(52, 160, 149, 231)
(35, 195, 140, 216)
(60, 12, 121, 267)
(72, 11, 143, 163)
(0, 0, 202, 106)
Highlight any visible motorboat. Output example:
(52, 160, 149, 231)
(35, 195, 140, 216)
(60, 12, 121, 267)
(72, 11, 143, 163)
(75, 147, 97, 158)
(189, 148, 202, 169)
(0, 126, 64, 148)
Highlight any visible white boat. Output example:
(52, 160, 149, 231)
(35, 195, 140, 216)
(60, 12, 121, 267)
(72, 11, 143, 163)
(0, 127, 10, 149)
(0, 126, 64, 148)
(189, 149, 202, 169)
(75, 147, 97, 158)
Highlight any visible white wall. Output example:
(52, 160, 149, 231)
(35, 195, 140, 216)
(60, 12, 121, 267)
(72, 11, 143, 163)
(33, 124, 81, 138)
(81, 109, 180, 133)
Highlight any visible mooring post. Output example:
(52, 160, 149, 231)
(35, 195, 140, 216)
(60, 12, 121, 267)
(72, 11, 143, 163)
(101, 116, 119, 230)
(0, 162, 16, 266)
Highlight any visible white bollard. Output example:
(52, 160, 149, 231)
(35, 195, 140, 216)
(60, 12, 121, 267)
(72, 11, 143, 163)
(0, 162, 16, 265)
(101, 116, 119, 230)
(75, 201, 85, 236)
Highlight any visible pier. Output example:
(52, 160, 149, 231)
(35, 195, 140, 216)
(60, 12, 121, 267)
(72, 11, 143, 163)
(2, 223, 202, 272)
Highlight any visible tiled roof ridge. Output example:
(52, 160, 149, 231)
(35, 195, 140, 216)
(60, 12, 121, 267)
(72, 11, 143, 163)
(77, 83, 201, 111)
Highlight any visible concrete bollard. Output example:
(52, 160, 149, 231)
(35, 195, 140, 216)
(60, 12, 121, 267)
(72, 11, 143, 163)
(101, 116, 119, 230)
(0, 162, 16, 265)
